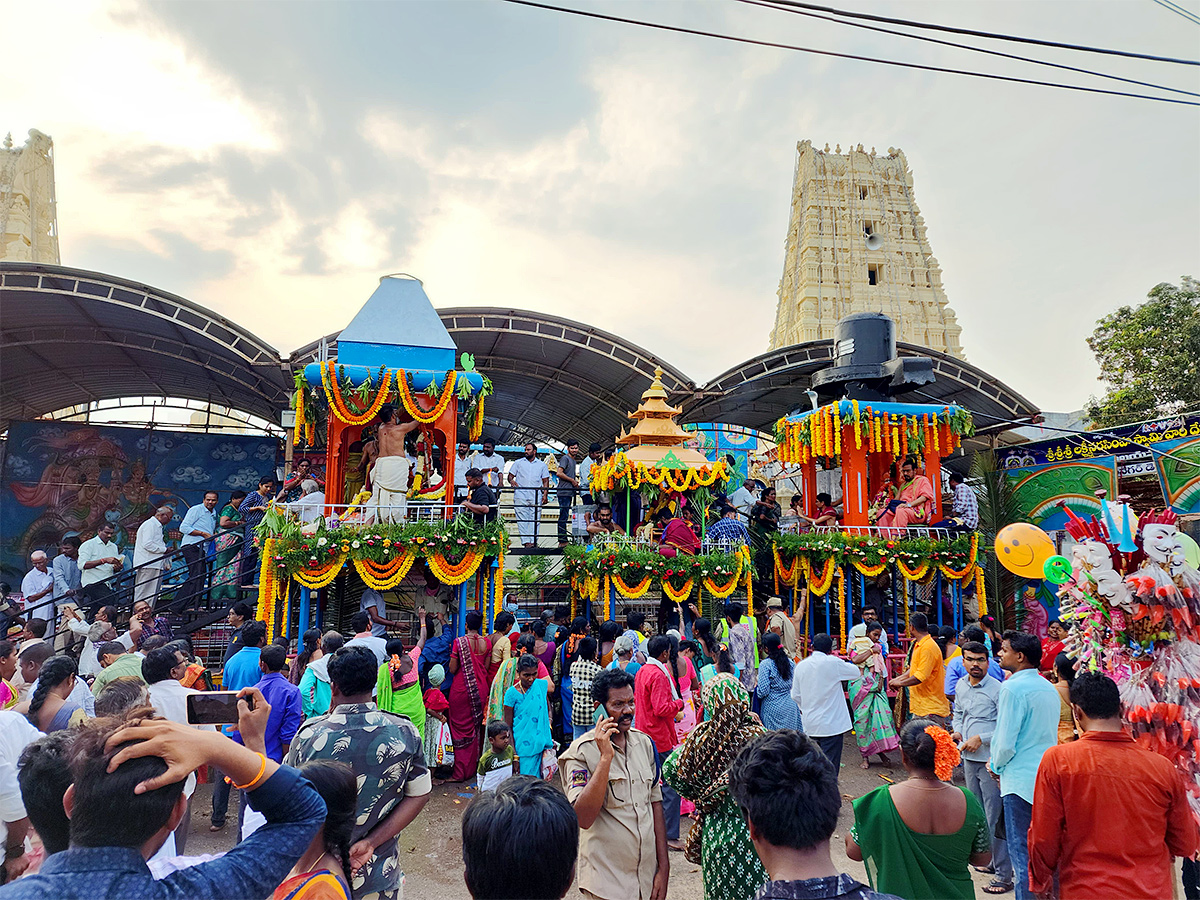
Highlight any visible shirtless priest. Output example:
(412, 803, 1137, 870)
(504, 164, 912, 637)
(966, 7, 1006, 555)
(369, 404, 420, 523)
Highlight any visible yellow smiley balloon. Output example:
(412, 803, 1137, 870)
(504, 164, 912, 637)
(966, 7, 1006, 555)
(994, 523, 1057, 579)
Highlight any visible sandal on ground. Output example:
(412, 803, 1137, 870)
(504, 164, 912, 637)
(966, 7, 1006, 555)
(982, 881, 1013, 894)
(973, 866, 995, 874)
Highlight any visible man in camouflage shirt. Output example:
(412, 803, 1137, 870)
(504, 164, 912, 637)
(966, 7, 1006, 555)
(287, 645, 431, 900)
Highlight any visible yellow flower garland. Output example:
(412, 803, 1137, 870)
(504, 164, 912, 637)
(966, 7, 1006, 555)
(851, 558, 889, 578)
(774, 549, 800, 587)
(703, 569, 742, 599)
(936, 535, 978, 580)
(426, 549, 483, 585)
(896, 558, 931, 581)
(256, 537, 277, 637)
(322, 362, 392, 426)
(613, 572, 654, 599)
(353, 553, 416, 591)
(837, 567, 846, 652)
(662, 578, 694, 603)
(493, 545, 505, 622)
(293, 554, 346, 590)
(396, 370, 457, 424)
(975, 565, 988, 617)
(469, 396, 486, 441)
(804, 557, 838, 596)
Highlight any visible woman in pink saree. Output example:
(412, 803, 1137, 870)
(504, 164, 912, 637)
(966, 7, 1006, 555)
(876, 458, 935, 529)
(447, 609, 491, 782)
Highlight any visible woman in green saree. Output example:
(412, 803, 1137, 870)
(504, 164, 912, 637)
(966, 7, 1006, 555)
(847, 718, 991, 900)
(376, 612, 427, 739)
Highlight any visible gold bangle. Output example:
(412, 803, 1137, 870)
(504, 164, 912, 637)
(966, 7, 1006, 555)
(231, 752, 268, 791)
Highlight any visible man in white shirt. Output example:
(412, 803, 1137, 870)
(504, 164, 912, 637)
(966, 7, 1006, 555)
(848, 607, 890, 655)
(77, 522, 124, 613)
(178, 491, 219, 607)
(345, 610, 389, 666)
(453, 442, 472, 501)
(0, 708, 42, 879)
(133, 507, 173, 609)
(470, 440, 505, 491)
(51, 537, 82, 626)
(359, 589, 402, 638)
(288, 480, 326, 524)
(20, 551, 54, 630)
(507, 443, 550, 548)
(143, 644, 212, 854)
(790, 632, 872, 772)
(729, 477, 758, 522)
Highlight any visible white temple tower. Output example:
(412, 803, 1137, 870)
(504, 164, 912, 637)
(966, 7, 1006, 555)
(768, 140, 964, 358)
(1, 129, 60, 264)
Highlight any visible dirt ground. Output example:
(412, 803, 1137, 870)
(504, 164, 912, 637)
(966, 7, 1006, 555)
(184, 733, 999, 899)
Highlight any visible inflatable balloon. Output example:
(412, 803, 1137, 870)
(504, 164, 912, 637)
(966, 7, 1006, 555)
(1180, 533, 1200, 570)
(1043, 555, 1073, 584)
(995, 523, 1057, 579)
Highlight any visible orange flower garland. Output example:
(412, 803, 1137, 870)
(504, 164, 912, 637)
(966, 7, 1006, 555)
(613, 572, 654, 599)
(937, 534, 978, 580)
(396, 370, 457, 424)
(662, 577, 694, 603)
(837, 566, 847, 651)
(896, 558, 931, 581)
(293, 554, 345, 590)
(851, 558, 888, 578)
(353, 553, 416, 591)
(426, 549, 483, 585)
(975, 565, 988, 617)
(925, 725, 961, 781)
(256, 537, 278, 637)
(321, 362, 391, 426)
(803, 556, 838, 596)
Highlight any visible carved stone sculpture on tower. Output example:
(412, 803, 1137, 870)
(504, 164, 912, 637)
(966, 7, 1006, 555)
(1, 129, 60, 264)
(767, 139, 964, 359)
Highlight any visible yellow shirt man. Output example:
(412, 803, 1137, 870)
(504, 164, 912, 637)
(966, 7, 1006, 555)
(907, 632, 951, 718)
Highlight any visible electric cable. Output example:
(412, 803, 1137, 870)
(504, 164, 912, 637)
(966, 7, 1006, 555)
(740, 0, 1200, 98)
(500, 0, 1200, 106)
(1149, 0, 1200, 26)
(760, 0, 1200, 65)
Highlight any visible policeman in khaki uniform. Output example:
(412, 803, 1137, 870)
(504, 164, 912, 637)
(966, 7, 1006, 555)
(558, 668, 670, 900)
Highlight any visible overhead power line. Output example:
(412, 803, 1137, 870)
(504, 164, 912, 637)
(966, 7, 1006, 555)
(1150, 0, 1200, 26)
(500, 0, 1200, 107)
(764, 0, 1200, 65)
(740, 0, 1199, 98)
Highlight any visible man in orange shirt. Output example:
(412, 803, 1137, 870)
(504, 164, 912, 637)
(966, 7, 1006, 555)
(1028, 672, 1198, 899)
(890, 613, 950, 726)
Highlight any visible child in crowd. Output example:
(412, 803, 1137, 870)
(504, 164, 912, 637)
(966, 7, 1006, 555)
(423, 687, 455, 784)
(477, 720, 517, 791)
(504, 654, 554, 778)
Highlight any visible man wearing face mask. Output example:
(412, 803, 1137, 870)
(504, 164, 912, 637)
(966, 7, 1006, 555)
(559, 667, 670, 900)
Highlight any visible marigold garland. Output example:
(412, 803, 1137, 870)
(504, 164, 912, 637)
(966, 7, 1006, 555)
(468, 396, 486, 441)
(837, 566, 847, 652)
(293, 554, 345, 590)
(925, 725, 961, 781)
(613, 572, 654, 599)
(353, 553, 416, 591)
(493, 545, 505, 622)
(322, 362, 391, 426)
(662, 577, 694, 603)
(936, 534, 979, 580)
(774, 548, 800, 586)
(804, 557, 838, 596)
(975, 565, 988, 617)
(851, 558, 889, 578)
(256, 537, 278, 637)
(426, 549, 483, 585)
(896, 558, 932, 581)
(396, 370, 457, 424)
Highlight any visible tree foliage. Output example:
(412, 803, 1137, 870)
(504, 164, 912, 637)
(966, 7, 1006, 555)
(970, 449, 1024, 631)
(1086, 276, 1200, 428)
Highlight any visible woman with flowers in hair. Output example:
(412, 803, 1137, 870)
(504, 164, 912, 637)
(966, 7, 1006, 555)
(846, 718, 991, 899)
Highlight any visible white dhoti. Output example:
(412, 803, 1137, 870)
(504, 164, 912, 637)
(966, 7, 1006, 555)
(134, 565, 162, 608)
(513, 489, 540, 545)
(370, 456, 410, 524)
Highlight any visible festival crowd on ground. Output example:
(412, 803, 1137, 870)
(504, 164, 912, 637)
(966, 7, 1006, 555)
(0, 449, 1196, 900)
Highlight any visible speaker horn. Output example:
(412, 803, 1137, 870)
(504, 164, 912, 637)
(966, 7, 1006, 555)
(865, 232, 884, 251)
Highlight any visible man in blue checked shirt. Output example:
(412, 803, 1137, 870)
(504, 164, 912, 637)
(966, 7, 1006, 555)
(177, 491, 218, 608)
(0, 687, 325, 900)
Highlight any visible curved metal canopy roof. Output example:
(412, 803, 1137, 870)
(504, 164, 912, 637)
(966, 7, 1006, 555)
(681, 342, 1038, 436)
(0, 263, 291, 430)
(2, 263, 1038, 445)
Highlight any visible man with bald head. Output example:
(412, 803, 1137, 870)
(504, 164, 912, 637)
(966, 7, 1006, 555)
(133, 506, 173, 608)
(20, 551, 54, 630)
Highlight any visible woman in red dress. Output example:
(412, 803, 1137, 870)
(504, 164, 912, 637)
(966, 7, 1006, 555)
(447, 609, 491, 782)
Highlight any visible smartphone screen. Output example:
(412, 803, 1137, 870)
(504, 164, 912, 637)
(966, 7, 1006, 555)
(186, 691, 246, 725)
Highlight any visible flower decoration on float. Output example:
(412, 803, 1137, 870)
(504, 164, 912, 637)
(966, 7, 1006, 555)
(773, 402, 974, 466)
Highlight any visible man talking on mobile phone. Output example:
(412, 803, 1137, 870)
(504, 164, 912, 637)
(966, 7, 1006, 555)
(558, 668, 670, 900)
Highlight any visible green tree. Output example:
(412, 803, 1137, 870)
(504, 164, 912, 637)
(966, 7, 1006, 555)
(1086, 276, 1200, 428)
(970, 450, 1024, 631)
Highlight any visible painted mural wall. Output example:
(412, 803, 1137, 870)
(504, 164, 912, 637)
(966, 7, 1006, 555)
(1, 420, 279, 582)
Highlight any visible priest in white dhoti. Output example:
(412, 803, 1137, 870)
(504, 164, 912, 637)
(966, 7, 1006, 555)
(507, 443, 550, 547)
(369, 404, 420, 524)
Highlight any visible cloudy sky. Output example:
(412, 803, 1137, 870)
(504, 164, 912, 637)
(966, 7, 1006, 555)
(7, 0, 1198, 417)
